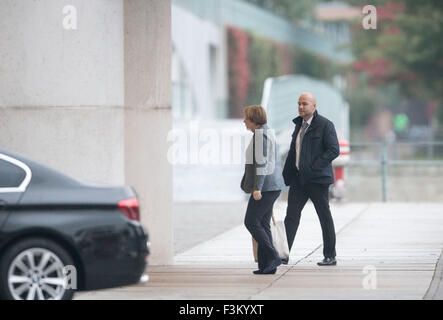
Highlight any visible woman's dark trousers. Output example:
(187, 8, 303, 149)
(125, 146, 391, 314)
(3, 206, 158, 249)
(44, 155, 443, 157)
(244, 190, 281, 270)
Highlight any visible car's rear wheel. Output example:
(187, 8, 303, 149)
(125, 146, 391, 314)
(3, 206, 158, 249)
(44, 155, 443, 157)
(0, 237, 76, 300)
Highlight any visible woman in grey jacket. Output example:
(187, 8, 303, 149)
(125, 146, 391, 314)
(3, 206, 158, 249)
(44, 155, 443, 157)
(241, 105, 286, 274)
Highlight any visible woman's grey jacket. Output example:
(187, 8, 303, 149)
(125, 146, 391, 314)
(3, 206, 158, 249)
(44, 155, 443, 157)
(241, 124, 286, 193)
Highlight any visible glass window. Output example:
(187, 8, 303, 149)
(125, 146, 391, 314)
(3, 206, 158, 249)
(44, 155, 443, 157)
(0, 159, 26, 188)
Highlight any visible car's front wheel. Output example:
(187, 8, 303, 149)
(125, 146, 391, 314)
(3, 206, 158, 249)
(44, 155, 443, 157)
(0, 237, 76, 300)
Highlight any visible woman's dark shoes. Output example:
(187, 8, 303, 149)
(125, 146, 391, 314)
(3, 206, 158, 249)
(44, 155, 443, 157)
(262, 258, 282, 274)
(317, 257, 337, 266)
(253, 268, 277, 275)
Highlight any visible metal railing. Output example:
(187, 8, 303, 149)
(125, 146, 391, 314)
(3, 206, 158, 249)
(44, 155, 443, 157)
(349, 141, 443, 202)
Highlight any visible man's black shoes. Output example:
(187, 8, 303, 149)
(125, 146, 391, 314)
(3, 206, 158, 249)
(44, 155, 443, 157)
(281, 258, 289, 265)
(317, 257, 337, 266)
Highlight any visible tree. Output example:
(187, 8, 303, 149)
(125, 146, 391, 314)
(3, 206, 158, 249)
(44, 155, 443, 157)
(348, 0, 443, 124)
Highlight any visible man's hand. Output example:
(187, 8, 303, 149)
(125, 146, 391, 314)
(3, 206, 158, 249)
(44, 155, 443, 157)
(253, 190, 262, 201)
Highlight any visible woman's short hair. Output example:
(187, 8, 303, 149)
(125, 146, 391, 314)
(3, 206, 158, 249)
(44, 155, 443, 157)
(244, 105, 267, 126)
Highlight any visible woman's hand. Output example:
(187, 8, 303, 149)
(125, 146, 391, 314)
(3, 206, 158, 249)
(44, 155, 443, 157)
(253, 190, 262, 201)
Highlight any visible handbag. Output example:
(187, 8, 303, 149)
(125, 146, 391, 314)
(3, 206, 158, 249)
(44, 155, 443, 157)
(270, 213, 290, 260)
(252, 212, 290, 262)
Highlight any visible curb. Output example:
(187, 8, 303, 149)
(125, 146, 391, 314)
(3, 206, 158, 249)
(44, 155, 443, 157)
(424, 249, 443, 300)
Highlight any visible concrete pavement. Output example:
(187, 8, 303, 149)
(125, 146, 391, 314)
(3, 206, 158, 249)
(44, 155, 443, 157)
(76, 202, 443, 300)
(173, 201, 247, 254)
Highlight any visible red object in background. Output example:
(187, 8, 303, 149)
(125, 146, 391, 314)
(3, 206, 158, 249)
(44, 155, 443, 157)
(331, 140, 349, 200)
(334, 166, 345, 182)
(339, 140, 350, 156)
(333, 140, 350, 167)
(333, 139, 350, 183)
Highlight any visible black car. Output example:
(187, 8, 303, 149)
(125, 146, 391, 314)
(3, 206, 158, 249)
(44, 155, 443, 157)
(0, 147, 149, 300)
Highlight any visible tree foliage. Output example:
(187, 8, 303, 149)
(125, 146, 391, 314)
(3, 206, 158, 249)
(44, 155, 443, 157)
(348, 0, 443, 123)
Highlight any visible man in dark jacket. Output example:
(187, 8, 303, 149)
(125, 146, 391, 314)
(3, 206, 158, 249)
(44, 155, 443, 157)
(282, 93, 340, 266)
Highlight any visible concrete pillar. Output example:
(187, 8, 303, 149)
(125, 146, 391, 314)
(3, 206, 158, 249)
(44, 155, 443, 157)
(0, 0, 173, 265)
(124, 0, 173, 265)
(0, 0, 125, 184)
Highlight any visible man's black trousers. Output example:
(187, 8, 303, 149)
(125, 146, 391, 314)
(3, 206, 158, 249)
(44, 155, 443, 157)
(285, 178, 336, 259)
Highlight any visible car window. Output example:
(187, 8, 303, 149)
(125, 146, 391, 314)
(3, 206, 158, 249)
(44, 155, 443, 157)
(0, 159, 27, 188)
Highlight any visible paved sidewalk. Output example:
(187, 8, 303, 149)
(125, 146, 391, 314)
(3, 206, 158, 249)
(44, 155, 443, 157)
(76, 202, 443, 300)
(173, 201, 247, 254)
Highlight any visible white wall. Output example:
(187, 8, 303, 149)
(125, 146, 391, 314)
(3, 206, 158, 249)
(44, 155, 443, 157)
(171, 4, 227, 120)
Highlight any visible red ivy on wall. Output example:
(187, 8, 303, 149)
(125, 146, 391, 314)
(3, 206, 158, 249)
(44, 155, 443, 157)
(276, 43, 292, 75)
(227, 26, 250, 118)
(227, 26, 336, 118)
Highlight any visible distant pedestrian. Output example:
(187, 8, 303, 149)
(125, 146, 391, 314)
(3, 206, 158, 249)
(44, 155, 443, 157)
(241, 105, 286, 274)
(282, 93, 340, 266)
